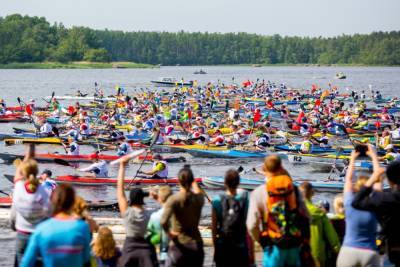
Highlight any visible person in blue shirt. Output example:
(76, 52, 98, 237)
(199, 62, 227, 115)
(21, 184, 91, 267)
(211, 169, 250, 267)
(336, 146, 380, 267)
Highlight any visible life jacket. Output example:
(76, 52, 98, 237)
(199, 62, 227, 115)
(300, 140, 313, 153)
(80, 123, 90, 135)
(260, 175, 302, 248)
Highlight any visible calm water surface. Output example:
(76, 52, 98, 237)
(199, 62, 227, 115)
(0, 66, 399, 266)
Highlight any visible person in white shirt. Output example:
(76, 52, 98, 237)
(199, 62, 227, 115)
(39, 120, 53, 136)
(10, 159, 52, 265)
(79, 154, 109, 177)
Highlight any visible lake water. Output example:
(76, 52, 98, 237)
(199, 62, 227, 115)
(0, 66, 400, 266)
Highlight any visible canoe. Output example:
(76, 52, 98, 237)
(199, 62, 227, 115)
(4, 137, 62, 145)
(202, 176, 389, 193)
(4, 174, 202, 187)
(185, 149, 268, 158)
(0, 152, 186, 164)
(0, 132, 42, 140)
(0, 195, 117, 210)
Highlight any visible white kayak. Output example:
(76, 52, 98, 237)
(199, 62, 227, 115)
(45, 95, 116, 101)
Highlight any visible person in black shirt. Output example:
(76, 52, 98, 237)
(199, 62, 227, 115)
(352, 145, 400, 266)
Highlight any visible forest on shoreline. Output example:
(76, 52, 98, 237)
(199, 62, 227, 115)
(1, 14, 399, 67)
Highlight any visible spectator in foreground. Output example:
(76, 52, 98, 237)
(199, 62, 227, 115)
(21, 184, 91, 267)
(116, 157, 158, 267)
(247, 155, 311, 267)
(211, 169, 250, 267)
(11, 155, 52, 266)
(336, 148, 380, 267)
(92, 226, 121, 267)
(160, 165, 205, 267)
(73, 196, 99, 233)
(147, 185, 173, 266)
(352, 145, 400, 266)
(300, 182, 340, 267)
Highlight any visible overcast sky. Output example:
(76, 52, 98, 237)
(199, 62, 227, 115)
(1, 0, 399, 37)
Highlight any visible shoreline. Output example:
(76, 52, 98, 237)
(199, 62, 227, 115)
(0, 61, 158, 69)
(0, 62, 399, 69)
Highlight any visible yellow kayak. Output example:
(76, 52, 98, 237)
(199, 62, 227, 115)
(4, 138, 62, 145)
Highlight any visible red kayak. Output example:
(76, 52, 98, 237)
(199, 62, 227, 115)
(6, 106, 24, 112)
(0, 195, 117, 210)
(3, 174, 202, 186)
(0, 196, 12, 208)
(0, 152, 186, 163)
(0, 114, 28, 123)
(54, 176, 203, 186)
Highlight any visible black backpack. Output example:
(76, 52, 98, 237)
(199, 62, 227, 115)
(218, 193, 248, 243)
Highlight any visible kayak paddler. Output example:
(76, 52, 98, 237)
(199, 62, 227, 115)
(67, 137, 80, 156)
(138, 154, 168, 179)
(300, 134, 313, 154)
(78, 153, 109, 178)
(38, 118, 54, 137)
(117, 136, 133, 156)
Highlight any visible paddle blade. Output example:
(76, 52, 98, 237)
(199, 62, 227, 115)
(51, 92, 55, 99)
(54, 158, 71, 167)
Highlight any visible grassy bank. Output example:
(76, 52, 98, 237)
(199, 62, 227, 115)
(0, 61, 157, 69)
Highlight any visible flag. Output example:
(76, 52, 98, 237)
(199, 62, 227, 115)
(253, 109, 261, 123)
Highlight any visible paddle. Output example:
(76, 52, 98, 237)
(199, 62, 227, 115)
(42, 91, 54, 104)
(0, 190, 9, 196)
(127, 129, 161, 187)
(327, 147, 344, 180)
(54, 158, 75, 168)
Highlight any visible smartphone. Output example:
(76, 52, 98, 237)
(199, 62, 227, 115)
(355, 144, 367, 157)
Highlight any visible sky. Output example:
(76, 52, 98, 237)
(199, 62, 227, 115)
(1, 0, 400, 37)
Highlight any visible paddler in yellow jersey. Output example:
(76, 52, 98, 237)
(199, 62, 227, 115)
(379, 145, 400, 162)
(300, 134, 313, 154)
(138, 154, 168, 179)
(375, 130, 391, 150)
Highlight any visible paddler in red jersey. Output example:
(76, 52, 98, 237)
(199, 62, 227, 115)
(211, 129, 226, 146)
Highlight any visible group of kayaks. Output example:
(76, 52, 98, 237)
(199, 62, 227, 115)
(1, 78, 398, 203)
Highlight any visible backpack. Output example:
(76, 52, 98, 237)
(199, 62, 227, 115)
(261, 175, 302, 248)
(218, 193, 248, 243)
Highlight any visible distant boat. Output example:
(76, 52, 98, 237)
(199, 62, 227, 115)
(335, 72, 346, 79)
(194, 69, 207, 74)
(151, 77, 193, 87)
(252, 64, 262, 67)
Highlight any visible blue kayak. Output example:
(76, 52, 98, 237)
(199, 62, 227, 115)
(186, 149, 268, 158)
(0, 132, 42, 140)
(125, 131, 150, 141)
(274, 145, 351, 154)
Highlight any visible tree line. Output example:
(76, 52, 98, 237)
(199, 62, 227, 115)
(1, 14, 399, 65)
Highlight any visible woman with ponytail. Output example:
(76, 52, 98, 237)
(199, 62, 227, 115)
(11, 157, 52, 266)
(160, 165, 205, 267)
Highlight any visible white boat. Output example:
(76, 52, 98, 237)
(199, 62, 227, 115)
(151, 77, 193, 87)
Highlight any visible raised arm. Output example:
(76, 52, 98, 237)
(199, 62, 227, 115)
(117, 159, 129, 215)
(344, 151, 358, 193)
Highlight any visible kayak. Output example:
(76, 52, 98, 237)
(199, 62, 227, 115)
(0, 152, 186, 164)
(0, 132, 43, 140)
(45, 95, 116, 101)
(3, 174, 202, 187)
(185, 149, 268, 158)
(0, 195, 117, 210)
(4, 137, 62, 145)
(0, 117, 29, 123)
(274, 145, 352, 154)
(202, 176, 389, 193)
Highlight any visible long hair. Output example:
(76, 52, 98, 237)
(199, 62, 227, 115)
(178, 165, 194, 205)
(92, 227, 117, 260)
(19, 159, 39, 192)
(73, 196, 88, 217)
(51, 184, 76, 215)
